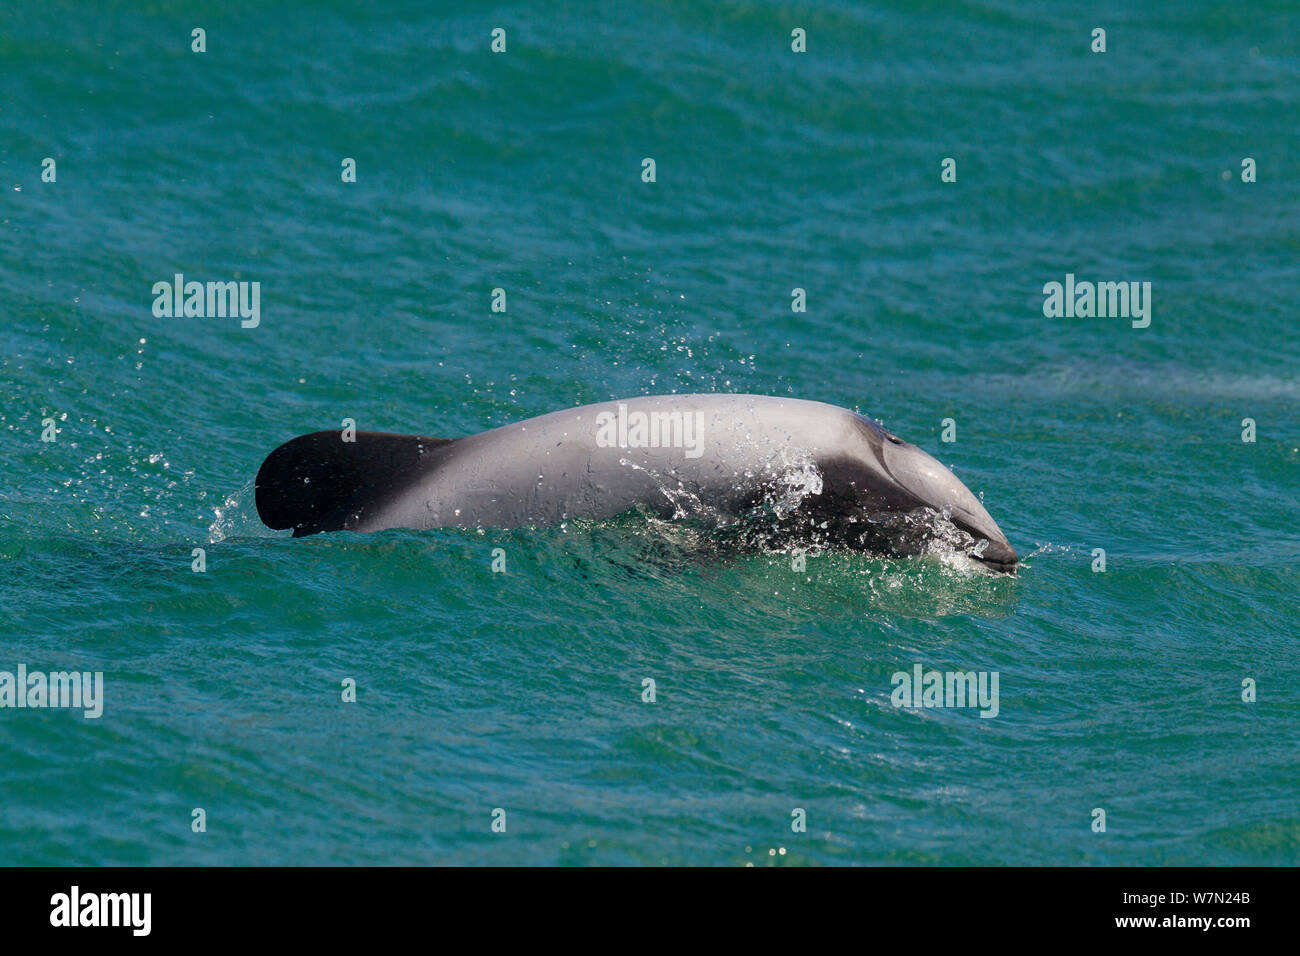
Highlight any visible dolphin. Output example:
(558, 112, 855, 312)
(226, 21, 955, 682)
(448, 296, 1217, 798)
(255, 394, 1018, 571)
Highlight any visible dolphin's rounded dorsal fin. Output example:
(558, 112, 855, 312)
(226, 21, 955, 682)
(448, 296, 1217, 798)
(255, 430, 454, 536)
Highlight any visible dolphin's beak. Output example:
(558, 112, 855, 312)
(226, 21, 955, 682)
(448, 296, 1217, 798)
(970, 535, 1018, 573)
(878, 433, 1018, 573)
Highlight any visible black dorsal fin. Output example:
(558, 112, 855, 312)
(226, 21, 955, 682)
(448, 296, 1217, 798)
(255, 430, 455, 536)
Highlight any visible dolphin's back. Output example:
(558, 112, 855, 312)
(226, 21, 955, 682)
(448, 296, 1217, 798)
(256, 395, 862, 536)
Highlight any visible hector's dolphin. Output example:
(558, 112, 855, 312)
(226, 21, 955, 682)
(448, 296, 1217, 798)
(255, 394, 1018, 571)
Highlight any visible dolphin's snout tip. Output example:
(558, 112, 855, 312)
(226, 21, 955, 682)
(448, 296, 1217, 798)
(973, 537, 1018, 573)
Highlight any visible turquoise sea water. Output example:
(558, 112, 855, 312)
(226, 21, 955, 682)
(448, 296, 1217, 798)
(2, 1, 1298, 865)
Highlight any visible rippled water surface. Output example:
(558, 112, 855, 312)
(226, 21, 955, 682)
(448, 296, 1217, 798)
(2, 1, 1297, 864)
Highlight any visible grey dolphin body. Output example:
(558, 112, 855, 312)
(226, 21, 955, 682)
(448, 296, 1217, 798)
(255, 394, 1018, 571)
